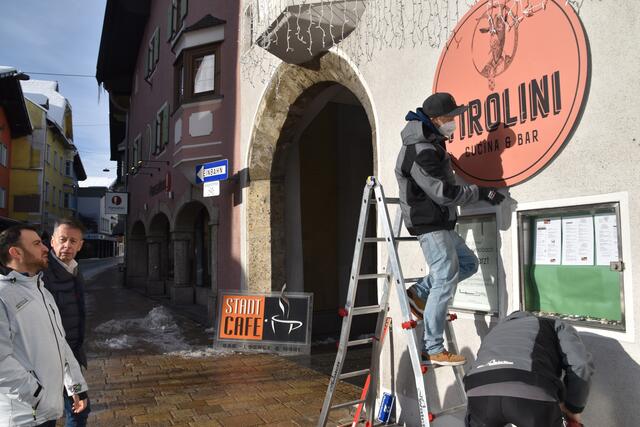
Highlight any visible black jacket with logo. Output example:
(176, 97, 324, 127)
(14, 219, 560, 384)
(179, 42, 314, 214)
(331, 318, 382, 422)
(42, 252, 87, 368)
(464, 311, 594, 414)
(395, 115, 479, 235)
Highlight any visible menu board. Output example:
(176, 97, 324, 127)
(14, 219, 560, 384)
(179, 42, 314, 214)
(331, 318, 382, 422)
(452, 215, 498, 313)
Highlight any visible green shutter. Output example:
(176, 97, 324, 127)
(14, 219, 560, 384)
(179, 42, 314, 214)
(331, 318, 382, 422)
(167, 4, 174, 40)
(154, 28, 160, 65)
(162, 106, 169, 147)
(180, 0, 188, 22)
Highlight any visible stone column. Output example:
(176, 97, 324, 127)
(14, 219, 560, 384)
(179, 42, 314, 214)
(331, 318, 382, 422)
(207, 220, 219, 327)
(146, 237, 164, 295)
(171, 231, 194, 304)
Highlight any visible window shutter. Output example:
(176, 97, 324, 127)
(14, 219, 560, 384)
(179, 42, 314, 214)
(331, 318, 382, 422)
(144, 47, 150, 77)
(167, 4, 174, 40)
(162, 106, 169, 147)
(180, 0, 188, 22)
(154, 28, 160, 65)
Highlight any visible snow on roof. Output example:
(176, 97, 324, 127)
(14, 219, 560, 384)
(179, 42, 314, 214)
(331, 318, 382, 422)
(0, 66, 18, 78)
(20, 79, 71, 134)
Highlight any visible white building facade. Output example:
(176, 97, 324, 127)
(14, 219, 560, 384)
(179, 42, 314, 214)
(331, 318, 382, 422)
(237, 1, 639, 424)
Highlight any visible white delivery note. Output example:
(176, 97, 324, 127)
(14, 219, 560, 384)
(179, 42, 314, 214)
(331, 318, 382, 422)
(595, 214, 619, 266)
(535, 218, 561, 265)
(562, 216, 594, 266)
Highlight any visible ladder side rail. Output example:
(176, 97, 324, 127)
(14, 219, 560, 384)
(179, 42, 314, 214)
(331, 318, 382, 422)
(370, 183, 431, 427)
(317, 182, 376, 427)
(444, 318, 468, 405)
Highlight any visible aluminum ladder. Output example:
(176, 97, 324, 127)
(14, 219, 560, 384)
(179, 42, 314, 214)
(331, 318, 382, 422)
(317, 176, 467, 427)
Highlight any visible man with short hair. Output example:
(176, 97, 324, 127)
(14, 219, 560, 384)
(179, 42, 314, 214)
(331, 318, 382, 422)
(0, 225, 88, 427)
(395, 92, 505, 366)
(464, 311, 594, 427)
(42, 219, 90, 427)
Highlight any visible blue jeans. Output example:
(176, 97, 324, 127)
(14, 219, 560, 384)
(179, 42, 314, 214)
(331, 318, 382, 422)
(64, 395, 90, 427)
(412, 229, 478, 354)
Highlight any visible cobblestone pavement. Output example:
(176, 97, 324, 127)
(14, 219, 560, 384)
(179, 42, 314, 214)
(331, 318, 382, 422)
(72, 263, 370, 426)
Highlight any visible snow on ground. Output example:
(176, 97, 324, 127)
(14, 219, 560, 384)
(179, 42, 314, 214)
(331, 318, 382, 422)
(94, 306, 191, 353)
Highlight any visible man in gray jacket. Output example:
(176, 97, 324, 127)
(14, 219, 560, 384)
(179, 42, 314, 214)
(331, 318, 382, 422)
(395, 92, 505, 366)
(0, 225, 88, 427)
(464, 311, 594, 427)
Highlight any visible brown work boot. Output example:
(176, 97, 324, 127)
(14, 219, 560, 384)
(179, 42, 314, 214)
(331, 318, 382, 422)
(422, 350, 466, 366)
(407, 287, 425, 319)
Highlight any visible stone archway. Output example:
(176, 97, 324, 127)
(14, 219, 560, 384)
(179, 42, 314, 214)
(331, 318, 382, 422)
(246, 52, 377, 293)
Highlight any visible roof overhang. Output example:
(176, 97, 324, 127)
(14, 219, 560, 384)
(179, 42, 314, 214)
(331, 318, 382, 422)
(256, 0, 365, 65)
(0, 69, 32, 138)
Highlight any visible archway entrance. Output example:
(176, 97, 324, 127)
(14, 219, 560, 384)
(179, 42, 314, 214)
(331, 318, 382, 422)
(148, 213, 171, 295)
(127, 220, 147, 290)
(247, 52, 378, 339)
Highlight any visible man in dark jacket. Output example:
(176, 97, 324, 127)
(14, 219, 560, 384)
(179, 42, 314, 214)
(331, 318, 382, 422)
(395, 92, 505, 366)
(42, 218, 90, 427)
(464, 311, 594, 427)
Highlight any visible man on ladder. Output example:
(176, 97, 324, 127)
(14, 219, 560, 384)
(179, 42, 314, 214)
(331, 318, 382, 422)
(395, 92, 505, 366)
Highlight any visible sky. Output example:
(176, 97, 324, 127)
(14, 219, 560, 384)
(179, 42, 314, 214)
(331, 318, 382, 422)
(0, 0, 115, 187)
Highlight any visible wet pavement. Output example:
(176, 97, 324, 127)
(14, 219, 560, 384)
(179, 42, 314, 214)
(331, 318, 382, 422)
(74, 259, 371, 426)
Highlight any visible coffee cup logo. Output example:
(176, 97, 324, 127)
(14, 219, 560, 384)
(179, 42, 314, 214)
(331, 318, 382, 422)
(434, 0, 589, 187)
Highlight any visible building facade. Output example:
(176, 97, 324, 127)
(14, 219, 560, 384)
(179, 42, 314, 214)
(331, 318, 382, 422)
(10, 80, 86, 233)
(0, 67, 32, 223)
(77, 186, 119, 258)
(236, 0, 640, 425)
(97, 0, 241, 323)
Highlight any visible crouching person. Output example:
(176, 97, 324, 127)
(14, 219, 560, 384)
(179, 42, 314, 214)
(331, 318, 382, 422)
(0, 226, 88, 427)
(464, 311, 594, 427)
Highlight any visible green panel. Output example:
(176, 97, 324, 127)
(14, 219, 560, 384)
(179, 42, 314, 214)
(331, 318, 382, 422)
(525, 265, 622, 321)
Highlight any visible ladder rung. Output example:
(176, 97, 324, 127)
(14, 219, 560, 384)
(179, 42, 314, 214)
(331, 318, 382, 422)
(404, 277, 424, 283)
(347, 337, 374, 347)
(331, 399, 366, 410)
(368, 197, 400, 204)
(357, 273, 388, 280)
(338, 368, 370, 380)
(352, 305, 382, 316)
(362, 236, 416, 243)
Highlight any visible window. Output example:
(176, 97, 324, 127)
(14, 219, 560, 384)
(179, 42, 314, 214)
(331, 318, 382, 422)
(167, 0, 188, 41)
(58, 190, 63, 209)
(53, 151, 58, 171)
(52, 186, 56, 207)
(0, 187, 5, 209)
(64, 193, 70, 209)
(517, 200, 626, 331)
(0, 144, 7, 167)
(44, 182, 49, 204)
(45, 145, 50, 163)
(65, 160, 72, 176)
(174, 43, 221, 106)
(154, 104, 169, 154)
(145, 27, 160, 78)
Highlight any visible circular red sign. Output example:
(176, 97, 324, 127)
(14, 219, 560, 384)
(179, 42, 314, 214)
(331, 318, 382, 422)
(434, 0, 589, 187)
(111, 195, 122, 205)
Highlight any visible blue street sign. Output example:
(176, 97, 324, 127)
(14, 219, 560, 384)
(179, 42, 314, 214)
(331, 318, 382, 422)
(195, 159, 229, 184)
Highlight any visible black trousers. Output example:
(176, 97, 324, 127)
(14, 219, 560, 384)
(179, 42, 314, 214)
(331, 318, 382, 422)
(36, 421, 57, 427)
(466, 395, 564, 427)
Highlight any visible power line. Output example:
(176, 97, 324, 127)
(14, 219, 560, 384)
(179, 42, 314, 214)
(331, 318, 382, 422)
(23, 71, 95, 78)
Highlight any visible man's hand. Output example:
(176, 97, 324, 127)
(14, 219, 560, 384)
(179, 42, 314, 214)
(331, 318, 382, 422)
(559, 402, 583, 425)
(72, 394, 88, 413)
(479, 187, 505, 205)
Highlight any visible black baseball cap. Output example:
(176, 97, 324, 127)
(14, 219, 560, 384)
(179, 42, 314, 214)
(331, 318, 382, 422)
(422, 92, 466, 118)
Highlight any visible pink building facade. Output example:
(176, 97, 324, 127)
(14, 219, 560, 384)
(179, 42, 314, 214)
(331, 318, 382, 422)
(97, 0, 242, 324)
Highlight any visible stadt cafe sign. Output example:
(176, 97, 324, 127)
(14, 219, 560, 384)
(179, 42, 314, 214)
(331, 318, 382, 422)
(434, 0, 589, 187)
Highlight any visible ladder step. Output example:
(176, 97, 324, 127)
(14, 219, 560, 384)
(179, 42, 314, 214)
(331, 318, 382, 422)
(331, 399, 366, 410)
(338, 368, 370, 380)
(404, 277, 424, 283)
(368, 197, 400, 204)
(352, 305, 382, 316)
(362, 236, 417, 243)
(347, 337, 375, 347)
(357, 273, 388, 280)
